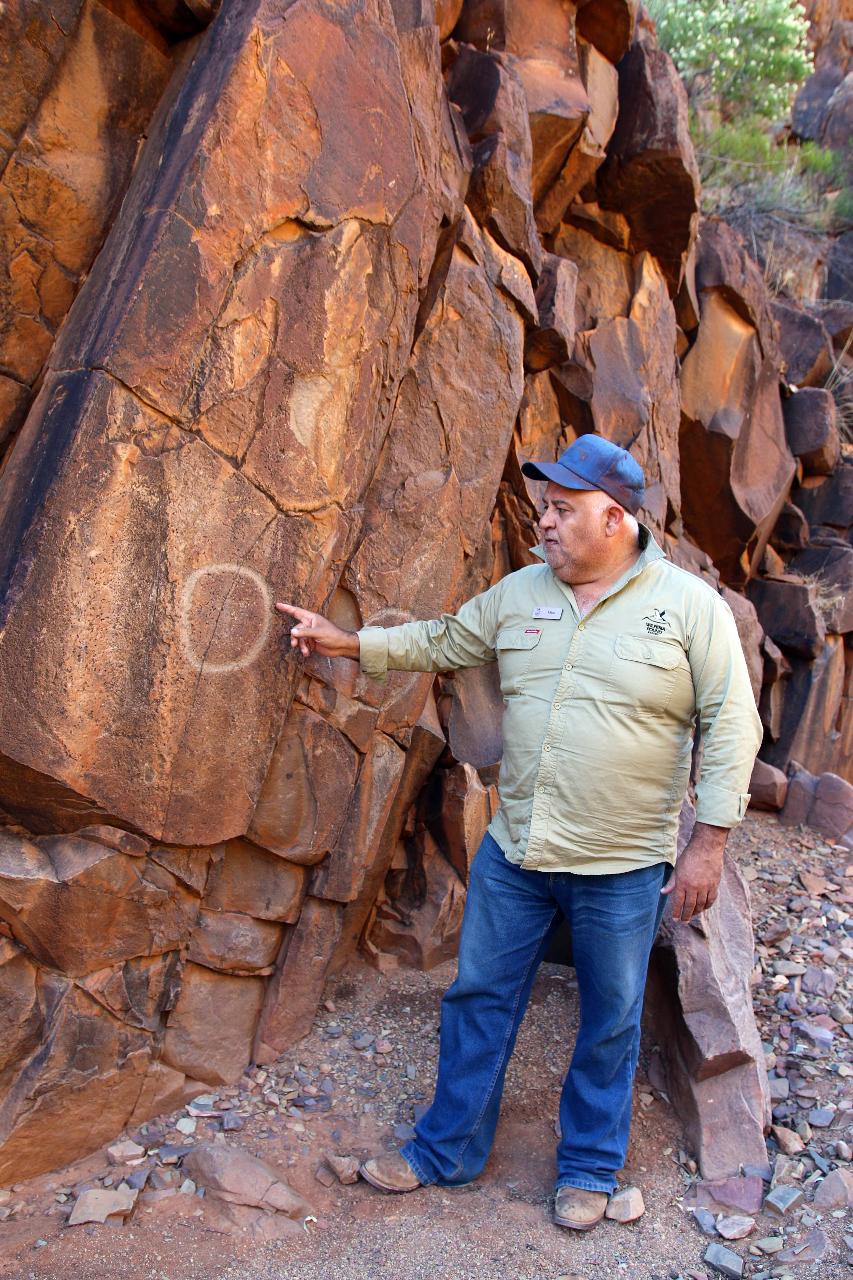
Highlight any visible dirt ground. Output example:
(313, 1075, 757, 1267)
(0, 812, 850, 1280)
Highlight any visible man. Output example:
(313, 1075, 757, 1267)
(276, 436, 762, 1231)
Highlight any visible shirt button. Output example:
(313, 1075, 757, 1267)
(578, 623, 585, 631)
(564, 662, 572, 670)
(554, 703, 562, 710)
(543, 744, 551, 751)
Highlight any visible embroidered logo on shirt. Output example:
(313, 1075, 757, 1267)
(524, 628, 542, 636)
(643, 609, 669, 636)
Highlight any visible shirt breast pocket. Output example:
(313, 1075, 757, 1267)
(496, 628, 543, 696)
(605, 633, 685, 715)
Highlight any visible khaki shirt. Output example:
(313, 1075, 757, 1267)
(358, 527, 763, 874)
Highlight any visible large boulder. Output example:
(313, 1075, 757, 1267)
(534, 35, 620, 233)
(455, 0, 591, 204)
(646, 850, 771, 1180)
(0, 960, 195, 1180)
(0, 0, 173, 446)
(763, 638, 850, 781)
(598, 34, 700, 292)
(447, 46, 542, 275)
(0, 0, 443, 848)
(680, 222, 796, 583)
(783, 388, 840, 476)
(789, 537, 853, 634)
(746, 576, 827, 660)
(0, 829, 197, 976)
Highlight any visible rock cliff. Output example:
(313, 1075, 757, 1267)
(0, 0, 849, 1182)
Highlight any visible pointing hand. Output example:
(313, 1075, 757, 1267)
(275, 603, 360, 660)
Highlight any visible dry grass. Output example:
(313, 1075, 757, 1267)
(826, 330, 853, 444)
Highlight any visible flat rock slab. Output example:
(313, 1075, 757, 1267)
(775, 1227, 828, 1264)
(182, 1142, 311, 1219)
(686, 1175, 765, 1216)
(67, 1185, 138, 1225)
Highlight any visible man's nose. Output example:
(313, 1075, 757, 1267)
(539, 507, 554, 530)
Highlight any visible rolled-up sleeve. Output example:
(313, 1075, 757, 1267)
(689, 592, 764, 828)
(357, 584, 501, 682)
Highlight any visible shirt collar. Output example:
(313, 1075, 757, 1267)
(529, 522, 663, 613)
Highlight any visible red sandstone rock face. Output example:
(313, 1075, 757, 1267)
(646, 851, 772, 1182)
(0, 0, 174, 449)
(0, 0, 847, 1182)
(680, 223, 797, 584)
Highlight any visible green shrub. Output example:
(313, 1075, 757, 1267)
(647, 0, 812, 121)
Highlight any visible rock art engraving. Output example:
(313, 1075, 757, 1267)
(179, 565, 273, 675)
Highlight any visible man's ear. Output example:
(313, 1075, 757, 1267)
(604, 502, 625, 536)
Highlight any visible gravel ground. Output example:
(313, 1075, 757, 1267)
(0, 812, 850, 1280)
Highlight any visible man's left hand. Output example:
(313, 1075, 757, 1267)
(661, 822, 728, 923)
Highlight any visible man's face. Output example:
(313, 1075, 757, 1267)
(538, 483, 609, 583)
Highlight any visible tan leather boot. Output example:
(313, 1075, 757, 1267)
(359, 1151, 422, 1193)
(553, 1185, 608, 1230)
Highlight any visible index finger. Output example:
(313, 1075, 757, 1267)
(275, 602, 313, 622)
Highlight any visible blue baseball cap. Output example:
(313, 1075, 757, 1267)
(521, 435, 645, 515)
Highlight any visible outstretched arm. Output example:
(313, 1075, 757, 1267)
(276, 583, 503, 678)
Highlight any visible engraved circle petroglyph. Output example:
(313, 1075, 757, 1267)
(180, 564, 273, 674)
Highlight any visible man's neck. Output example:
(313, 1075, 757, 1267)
(566, 541, 642, 616)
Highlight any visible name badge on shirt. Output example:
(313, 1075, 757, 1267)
(532, 606, 563, 620)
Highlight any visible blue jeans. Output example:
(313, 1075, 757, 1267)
(401, 831, 669, 1193)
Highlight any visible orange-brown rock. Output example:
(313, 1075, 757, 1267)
(680, 222, 795, 582)
(747, 576, 827, 660)
(646, 852, 771, 1180)
(343, 207, 526, 733)
(0, 0, 173, 446)
(455, 1, 590, 203)
(0, 830, 197, 976)
(162, 963, 265, 1085)
(448, 46, 543, 275)
(311, 732, 406, 903)
(525, 253, 578, 370)
(249, 707, 360, 865)
(446, 661, 505, 770)
(795, 457, 853, 534)
(721, 589, 763, 704)
(0, 0, 444, 848)
(762, 637, 850, 782)
(534, 35, 619, 233)
(79, 952, 180, 1032)
(254, 897, 344, 1060)
(759, 635, 792, 744)
(748, 760, 788, 812)
(187, 910, 283, 975)
(430, 762, 498, 882)
(789, 537, 853, 634)
(204, 839, 306, 922)
(772, 301, 834, 387)
(369, 832, 466, 970)
(334, 692, 447, 968)
(0, 968, 194, 1181)
(575, 0, 638, 65)
(598, 36, 699, 292)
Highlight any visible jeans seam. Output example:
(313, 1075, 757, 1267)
(450, 905, 558, 1180)
(556, 1176, 615, 1194)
